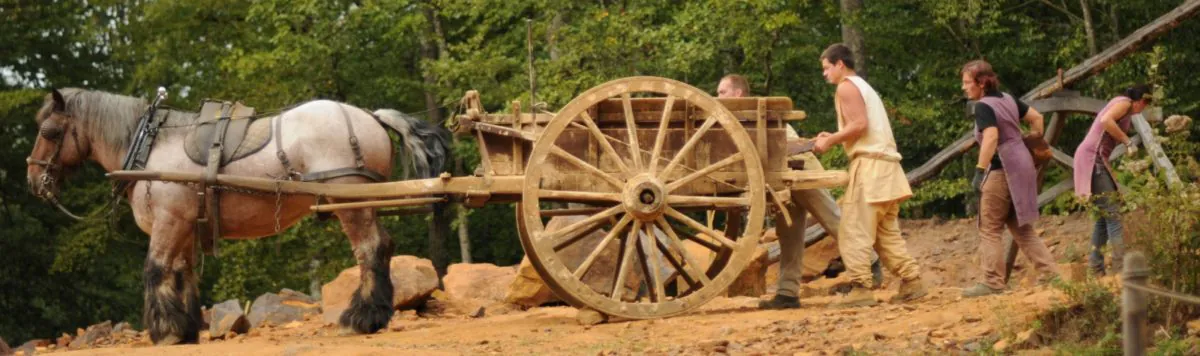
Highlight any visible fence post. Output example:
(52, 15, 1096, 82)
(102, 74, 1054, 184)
(1122, 252, 1149, 356)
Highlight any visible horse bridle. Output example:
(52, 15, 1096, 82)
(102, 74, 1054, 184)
(26, 111, 87, 220)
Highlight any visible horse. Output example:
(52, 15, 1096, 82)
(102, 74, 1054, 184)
(25, 88, 448, 344)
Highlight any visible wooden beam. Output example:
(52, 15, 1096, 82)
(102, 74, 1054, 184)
(1028, 95, 1108, 115)
(1130, 114, 1183, 187)
(1021, 0, 1200, 101)
(905, 132, 977, 187)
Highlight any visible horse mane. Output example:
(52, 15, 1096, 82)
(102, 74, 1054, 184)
(42, 88, 199, 155)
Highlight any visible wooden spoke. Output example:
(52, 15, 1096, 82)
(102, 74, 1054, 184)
(676, 227, 723, 253)
(545, 206, 623, 250)
(539, 206, 608, 217)
(550, 146, 623, 189)
(665, 152, 744, 192)
(621, 93, 643, 170)
(576, 111, 631, 174)
(649, 96, 676, 175)
(659, 115, 718, 179)
(640, 223, 666, 302)
(611, 220, 642, 301)
(664, 195, 751, 208)
(651, 231, 695, 288)
(574, 215, 633, 279)
(538, 189, 621, 203)
(664, 207, 737, 248)
(652, 217, 712, 286)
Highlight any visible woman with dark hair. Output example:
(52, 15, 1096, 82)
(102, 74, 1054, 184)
(960, 60, 1061, 297)
(1073, 84, 1152, 276)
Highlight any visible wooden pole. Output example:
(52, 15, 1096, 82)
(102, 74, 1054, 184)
(1022, 0, 1200, 101)
(1122, 251, 1149, 356)
(1130, 114, 1183, 187)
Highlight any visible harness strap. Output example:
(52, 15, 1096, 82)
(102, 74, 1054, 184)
(273, 115, 300, 179)
(301, 167, 386, 183)
(337, 104, 367, 169)
(197, 102, 235, 257)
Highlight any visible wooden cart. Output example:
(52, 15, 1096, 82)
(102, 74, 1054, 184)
(112, 76, 847, 319)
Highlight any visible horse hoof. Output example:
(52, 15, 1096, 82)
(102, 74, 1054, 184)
(337, 326, 363, 336)
(155, 334, 183, 346)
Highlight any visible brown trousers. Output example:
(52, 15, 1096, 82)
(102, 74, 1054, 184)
(978, 171, 1060, 289)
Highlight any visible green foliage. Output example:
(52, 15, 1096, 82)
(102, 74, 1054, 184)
(1041, 278, 1123, 353)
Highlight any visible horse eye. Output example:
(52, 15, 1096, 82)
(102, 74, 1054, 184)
(40, 121, 64, 140)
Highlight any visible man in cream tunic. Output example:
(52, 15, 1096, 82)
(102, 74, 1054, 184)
(812, 44, 927, 307)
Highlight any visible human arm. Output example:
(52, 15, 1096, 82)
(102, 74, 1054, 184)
(813, 82, 867, 153)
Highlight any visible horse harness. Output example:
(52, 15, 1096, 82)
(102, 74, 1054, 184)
(121, 99, 387, 257)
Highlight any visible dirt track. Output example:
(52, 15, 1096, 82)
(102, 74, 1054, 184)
(50, 215, 1097, 355)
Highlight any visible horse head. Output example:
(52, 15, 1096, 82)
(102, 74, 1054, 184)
(26, 89, 93, 208)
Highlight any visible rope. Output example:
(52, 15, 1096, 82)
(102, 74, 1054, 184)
(1125, 282, 1200, 305)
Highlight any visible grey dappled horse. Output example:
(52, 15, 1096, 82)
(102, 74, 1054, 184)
(25, 88, 447, 344)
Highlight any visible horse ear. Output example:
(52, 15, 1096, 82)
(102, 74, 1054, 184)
(51, 89, 66, 112)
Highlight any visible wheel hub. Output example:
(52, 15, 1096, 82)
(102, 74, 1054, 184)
(623, 174, 666, 221)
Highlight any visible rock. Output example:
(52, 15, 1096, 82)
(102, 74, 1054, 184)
(469, 306, 486, 318)
(444, 263, 518, 303)
(109, 322, 129, 334)
(504, 216, 648, 307)
(322, 256, 438, 325)
(992, 339, 1010, 352)
(1165, 115, 1192, 135)
(16, 341, 34, 356)
(505, 256, 560, 308)
(964, 315, 982, 323)
(0, 337, 9, 356)
(279, 288, 317, 304)
(576, 308, 608, 326)
(1015, 328, 1039, 347)
(727, 247, 768, 297)
(55, 333, 71, 349)
(248, 291, 318, 328)
(209, 299, 251, 337)
(699, 339, 729, 353)
(69, 321, 113, 349)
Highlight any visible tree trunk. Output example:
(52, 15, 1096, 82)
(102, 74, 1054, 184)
(1110, 3, 1121, 42)
(839, 0, 866, 79)
(421, 5, 450, 276)
(548, 11, 563, 61)
(1080, 0, 1098, 55)
(423, 4, 472, 263)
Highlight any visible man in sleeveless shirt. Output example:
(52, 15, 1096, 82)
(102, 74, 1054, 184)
(812, 44, 927, 307)
(717, 74, 885, 309)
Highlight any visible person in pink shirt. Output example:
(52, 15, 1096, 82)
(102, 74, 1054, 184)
(1073, 84, 1151, 275)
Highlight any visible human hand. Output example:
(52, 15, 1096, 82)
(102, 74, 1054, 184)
(813, 136, 833, 154)
(971, 167, 987, 193)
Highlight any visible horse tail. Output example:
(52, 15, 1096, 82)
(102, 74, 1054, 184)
(372, 109, 450, 179)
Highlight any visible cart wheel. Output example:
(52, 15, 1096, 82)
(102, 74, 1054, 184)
(519, 76, 767, 319)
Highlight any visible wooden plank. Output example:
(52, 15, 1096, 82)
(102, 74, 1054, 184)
(1021, 0, 1200, 101)
(108, 171, 524, 199)
(905, 132, 977, 187)
(1130, 114, 1183, 187)
(1028, 95, 1108, 115)
(311, 197, 445, 212)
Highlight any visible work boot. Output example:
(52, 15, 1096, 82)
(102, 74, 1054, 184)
(962, 283, 1004, 298)
(758, 294, 801, 310)
(889, 277, 928, 303)
(871, 259, 884, 288)
(833, 283, 878, 308)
